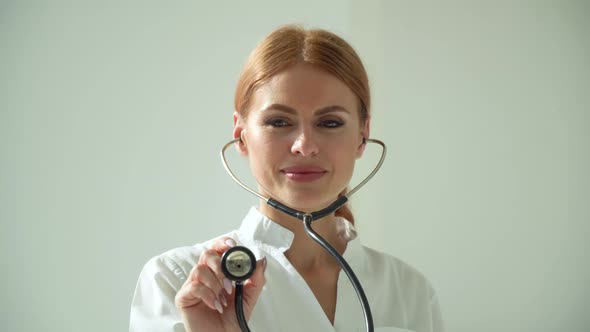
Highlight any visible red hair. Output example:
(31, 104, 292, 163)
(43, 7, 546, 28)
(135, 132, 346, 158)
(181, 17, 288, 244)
(234, 25, 371, 223)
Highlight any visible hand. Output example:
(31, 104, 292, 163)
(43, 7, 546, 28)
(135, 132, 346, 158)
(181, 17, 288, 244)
(175, 237, 266, 332)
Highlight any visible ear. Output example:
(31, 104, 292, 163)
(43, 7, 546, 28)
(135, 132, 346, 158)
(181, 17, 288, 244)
(355, 117, 371, 159)
(233, 112, 248, 156)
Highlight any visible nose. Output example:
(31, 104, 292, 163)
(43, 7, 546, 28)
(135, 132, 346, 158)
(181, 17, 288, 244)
(290, 128, 319, 157)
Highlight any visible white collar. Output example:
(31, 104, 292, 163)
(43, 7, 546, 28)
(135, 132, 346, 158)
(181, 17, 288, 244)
(239, 206, 296, 252)
(238, 206, 365, 273)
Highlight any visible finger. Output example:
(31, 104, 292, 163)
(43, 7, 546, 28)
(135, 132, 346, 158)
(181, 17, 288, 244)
(199, 249, 223, 278)
(194, 263, 226, 305)
(245, 256, 266, 288)
(198, 248, 232, 297)
(175, 280, 199, 309)
(186, 281, 223, 313)
(204, 237, 237, 295)
(242, 256, 267, 308)
(200, 248, 233, 296)
(185, 260, 228, 307)
(175, 280, 217, 311)
(208, 236, 237, 253)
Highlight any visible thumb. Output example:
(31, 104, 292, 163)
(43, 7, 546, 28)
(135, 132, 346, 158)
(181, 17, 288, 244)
(240, 257, 267, 317)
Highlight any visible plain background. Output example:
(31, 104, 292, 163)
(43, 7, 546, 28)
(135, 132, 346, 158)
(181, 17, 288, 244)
(1, 1, 588, 331)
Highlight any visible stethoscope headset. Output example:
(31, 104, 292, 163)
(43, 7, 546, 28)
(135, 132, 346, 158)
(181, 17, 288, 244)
(219, 136, 386, 332)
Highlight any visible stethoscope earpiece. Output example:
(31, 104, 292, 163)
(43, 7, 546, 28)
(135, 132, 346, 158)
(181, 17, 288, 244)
(221, 246, 256, 282)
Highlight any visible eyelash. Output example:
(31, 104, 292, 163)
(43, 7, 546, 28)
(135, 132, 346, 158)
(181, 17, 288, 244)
(264, 118, 344, 128)
(265, 118, 290, 127)
(319, 119, 344, 128)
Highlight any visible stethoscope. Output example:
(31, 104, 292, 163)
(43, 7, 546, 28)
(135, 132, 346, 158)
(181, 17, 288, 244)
(219, 137, 387, 332)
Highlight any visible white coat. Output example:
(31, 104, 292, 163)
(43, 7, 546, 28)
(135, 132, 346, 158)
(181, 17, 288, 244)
(130, 207, 444, 332)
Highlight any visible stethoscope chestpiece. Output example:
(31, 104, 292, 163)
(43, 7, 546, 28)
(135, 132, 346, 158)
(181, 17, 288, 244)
(221, 246, 256, 283)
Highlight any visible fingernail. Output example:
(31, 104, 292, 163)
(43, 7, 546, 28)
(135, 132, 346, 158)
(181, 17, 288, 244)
(219, 292, 227, 307)
(225, 238, 236, 247)
(224, 278, 233, 295)
(214, 299, 223, 314)
(262, 256, 267, 273)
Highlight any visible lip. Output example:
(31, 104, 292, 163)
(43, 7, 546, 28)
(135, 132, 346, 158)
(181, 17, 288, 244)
(281, 166, 327, 183)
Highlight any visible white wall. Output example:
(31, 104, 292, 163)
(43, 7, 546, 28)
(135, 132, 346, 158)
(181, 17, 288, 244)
(349, 1, 590, 332)
(1, 1, 588, 332)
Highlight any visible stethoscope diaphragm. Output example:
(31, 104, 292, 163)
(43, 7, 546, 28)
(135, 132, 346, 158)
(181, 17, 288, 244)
(221, 246, 256, 282)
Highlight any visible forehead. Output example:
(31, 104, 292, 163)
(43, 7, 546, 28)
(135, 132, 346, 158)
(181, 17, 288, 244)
(250, 63, 358, 114)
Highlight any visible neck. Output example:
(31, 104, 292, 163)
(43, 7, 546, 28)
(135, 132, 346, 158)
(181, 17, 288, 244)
(258, 199, 347, 272)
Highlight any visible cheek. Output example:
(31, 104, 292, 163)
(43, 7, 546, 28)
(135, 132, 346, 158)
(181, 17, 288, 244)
(329, 142, 359, 178)
(245, 136, 282, 180)
(328, 135, 361, 159)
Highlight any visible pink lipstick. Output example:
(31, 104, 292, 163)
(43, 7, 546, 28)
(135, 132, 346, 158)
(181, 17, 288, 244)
(281, 166, 327, 183)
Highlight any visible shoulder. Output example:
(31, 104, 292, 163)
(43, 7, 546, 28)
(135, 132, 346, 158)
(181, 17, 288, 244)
(361, 245, 436, 297)
(130, 234, 236, 331)
(138, 230, 239, 288)
(359, 245, 445, 330)
(139, 245, 201, 287)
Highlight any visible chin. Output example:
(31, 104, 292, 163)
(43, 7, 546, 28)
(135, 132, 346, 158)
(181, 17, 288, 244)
(279, 192, 338, 212)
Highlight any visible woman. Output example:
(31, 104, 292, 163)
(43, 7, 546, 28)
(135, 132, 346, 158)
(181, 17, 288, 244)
(130, 25, 444, 332)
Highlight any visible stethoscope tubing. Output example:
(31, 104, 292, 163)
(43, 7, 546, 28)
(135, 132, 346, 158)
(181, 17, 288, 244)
(235, 282, 250, 332)
(221, 138, 386, 202)
(302, 214, 374, 332)
(220, 137, 387, 332)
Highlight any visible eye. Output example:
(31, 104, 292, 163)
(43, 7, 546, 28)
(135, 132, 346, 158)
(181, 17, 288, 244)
(264, 118, 291, 128)
(318, 119, 344, 128)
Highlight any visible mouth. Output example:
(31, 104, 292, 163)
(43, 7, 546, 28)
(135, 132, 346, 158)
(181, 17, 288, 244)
(280, 166, 327, 183)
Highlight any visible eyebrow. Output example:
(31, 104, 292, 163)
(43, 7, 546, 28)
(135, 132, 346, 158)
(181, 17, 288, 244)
(260, 103, 350, 116)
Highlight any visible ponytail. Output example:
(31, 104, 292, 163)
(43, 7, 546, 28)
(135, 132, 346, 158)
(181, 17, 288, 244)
(334, 188, 354, 224)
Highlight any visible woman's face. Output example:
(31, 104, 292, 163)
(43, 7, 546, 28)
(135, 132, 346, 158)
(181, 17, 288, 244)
(234, 63, 369, 211)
